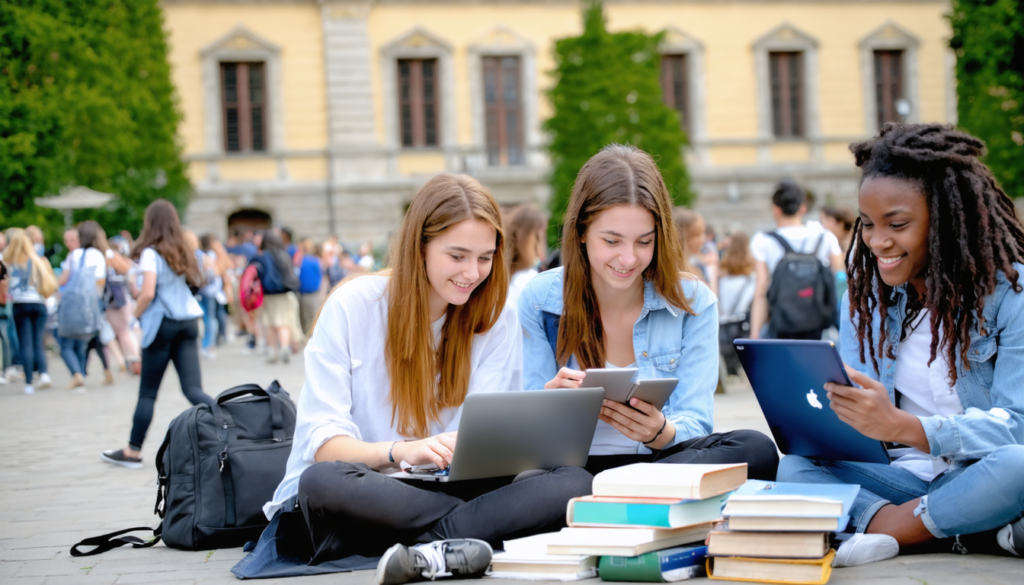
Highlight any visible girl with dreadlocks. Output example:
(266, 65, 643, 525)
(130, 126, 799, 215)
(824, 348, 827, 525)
(778, 123, 1024, 565)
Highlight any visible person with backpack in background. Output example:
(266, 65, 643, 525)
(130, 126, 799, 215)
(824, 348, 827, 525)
(749, 179, 843, 340)
(4, 229, 58, 394)
(251, 232, 301, 364)
(58, 221, 116, 389)
(101, 199, 213, 469)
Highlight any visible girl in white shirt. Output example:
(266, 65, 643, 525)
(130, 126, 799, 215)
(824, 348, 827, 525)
(504, 203, 547, 308)
(256, 174, 591, 581)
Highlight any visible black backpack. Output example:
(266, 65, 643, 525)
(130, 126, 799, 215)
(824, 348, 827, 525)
(765, 232, 836, 336)
(71, 382, 296, 556)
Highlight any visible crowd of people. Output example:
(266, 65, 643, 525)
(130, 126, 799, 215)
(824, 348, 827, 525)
(3, 123, 1024, 580)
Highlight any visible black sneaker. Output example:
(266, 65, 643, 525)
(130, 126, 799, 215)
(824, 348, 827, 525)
(101, 449, 144, 469)
(376, 539, 492, 584)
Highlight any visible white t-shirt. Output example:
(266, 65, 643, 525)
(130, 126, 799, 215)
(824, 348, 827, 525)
(718, 273, 756, 319)
(750, 222, 841, 275)
(891, 310, 964, 481)
(507, 268, 539, 309)
(264, 275, 524, 519)
(66, 248, 107, 283)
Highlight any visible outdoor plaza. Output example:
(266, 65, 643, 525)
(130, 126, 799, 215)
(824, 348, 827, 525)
(1, 342, 1020, 585)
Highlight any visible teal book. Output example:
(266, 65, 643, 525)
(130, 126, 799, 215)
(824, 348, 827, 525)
(599, 545, 708, 582)
(568, 492, 730, 528)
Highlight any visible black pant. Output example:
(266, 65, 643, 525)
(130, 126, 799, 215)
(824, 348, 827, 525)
(12, 303, 48, 385)
(129, 317, 213, 450)
(584, 429, 779, 480)
(293, 462, 593, 564)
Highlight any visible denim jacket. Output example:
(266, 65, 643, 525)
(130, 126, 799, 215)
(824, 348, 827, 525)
(839, 263, 1024, 465)
(518, 267, 719, 453)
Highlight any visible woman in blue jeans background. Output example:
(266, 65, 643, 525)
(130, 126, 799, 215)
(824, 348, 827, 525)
(778, 124, 1024, 565)
(4, 229, 57, 394)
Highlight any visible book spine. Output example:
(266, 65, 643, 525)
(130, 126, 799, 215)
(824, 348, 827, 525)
(599, 553, 664, 582)
(658, 546, 708, 571)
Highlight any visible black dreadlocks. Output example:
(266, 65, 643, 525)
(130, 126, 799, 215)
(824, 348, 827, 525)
(848, 123, 1024, 384)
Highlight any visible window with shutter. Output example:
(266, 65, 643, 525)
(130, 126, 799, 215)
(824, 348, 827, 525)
(398, 58, 440, 147)
(874, 50, 904, 128)
(220, 62, 267, 153)
(660, 54, 691, 136)
(768, 51, 804, 138)
(483, 56, 524, 166)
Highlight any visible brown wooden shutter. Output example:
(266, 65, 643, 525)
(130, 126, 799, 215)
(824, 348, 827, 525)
(874, 50, 904, 128)
(483, 56, 524, 166)
(398, 58, 440, 147)
(660, 54, 691, 135)
(769, 52, 804, 138)
(220, 62, 267, 152)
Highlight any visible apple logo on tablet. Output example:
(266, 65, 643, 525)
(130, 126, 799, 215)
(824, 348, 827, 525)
(806, 389, 823, 409)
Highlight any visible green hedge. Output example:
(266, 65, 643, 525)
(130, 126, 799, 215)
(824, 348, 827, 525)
(544, 1, 692, 247)
(0, 0, 190, 242)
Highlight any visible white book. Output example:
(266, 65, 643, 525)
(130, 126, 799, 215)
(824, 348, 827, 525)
(546, 522, 714, 557)
(592, 463, 747, 500)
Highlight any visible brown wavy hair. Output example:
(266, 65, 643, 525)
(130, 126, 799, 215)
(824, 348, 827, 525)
(720, 231, 755, 276)
(558, 144, 696, 369)
(131, 199, 201, 288)
(385, 174, 509, 437)
(506, 204, 546, 273)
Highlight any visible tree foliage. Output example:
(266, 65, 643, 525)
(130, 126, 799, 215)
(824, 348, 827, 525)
(544, 0, 692, 247)
(0, 0, 189, 242)
(949, 0, 1024, 198)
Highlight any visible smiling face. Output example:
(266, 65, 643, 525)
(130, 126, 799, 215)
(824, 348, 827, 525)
(582, 204, 656, 296)
(858, 176, 930, 294)
(424, 218, 498, 320)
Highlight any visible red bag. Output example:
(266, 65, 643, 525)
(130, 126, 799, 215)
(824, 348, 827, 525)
(240, 264, 263, 311)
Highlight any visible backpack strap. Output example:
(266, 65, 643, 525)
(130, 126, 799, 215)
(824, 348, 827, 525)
(766, 231, 796, 255)
(69, 524, 162, 557)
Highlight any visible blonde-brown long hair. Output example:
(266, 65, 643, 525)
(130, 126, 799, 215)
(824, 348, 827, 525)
(558, 144, 695, 370)
(3, 228, 58, 298)
(387, 174, 509, 437)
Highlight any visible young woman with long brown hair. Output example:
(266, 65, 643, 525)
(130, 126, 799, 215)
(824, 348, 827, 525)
(519, 144, 778, 479)
(505, 203, 547, 307)
(253, 174, 590, 582)
(101, 200, 212, 469)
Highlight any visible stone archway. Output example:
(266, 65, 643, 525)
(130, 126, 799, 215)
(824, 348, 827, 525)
(227, 208, 272, 238)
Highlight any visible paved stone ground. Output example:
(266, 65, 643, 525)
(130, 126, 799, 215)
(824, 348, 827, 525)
(1, 339, 1020, 584)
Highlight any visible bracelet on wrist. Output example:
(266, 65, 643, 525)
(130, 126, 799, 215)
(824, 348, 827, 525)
(388, 441, 399, 463)
(642, 416, 668, 446)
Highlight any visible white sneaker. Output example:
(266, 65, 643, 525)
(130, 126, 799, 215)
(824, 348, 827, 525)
(832, 533, 899, 567)
(37, 373, 52, 389)
(0, 375, 7, 385)
(24, 385, 34, 395)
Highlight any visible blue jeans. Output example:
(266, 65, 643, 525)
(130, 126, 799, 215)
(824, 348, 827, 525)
(59, 336, 87, 376)
(198, 293, 218, 350)
(12, 303, 48, 385)
(778, 447, 1024, 539)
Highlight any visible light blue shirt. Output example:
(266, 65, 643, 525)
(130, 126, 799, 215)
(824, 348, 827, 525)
(518, 267, 719, 455)
(839, 263, 1024, 466)
(138, 247, 203, 348)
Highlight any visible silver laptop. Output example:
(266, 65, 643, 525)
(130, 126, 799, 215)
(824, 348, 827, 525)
(396, 388, 604, 482)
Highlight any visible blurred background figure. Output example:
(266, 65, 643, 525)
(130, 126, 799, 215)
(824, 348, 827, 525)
(296, 237, 323, 335)
(505, 204, 547, 307)
(4, 229, 58, 394)
(673, 208, 718, 296)
(252, 232, 301, 364)
(820, 205, 857, 269)
(717, 231, 756, 378)
(197, 233, 225, 359)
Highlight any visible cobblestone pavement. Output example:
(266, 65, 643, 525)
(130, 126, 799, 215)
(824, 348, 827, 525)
(1, 339, 1020, 584)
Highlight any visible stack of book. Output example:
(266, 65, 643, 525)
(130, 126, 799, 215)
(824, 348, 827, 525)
(491, 463, 746, 582)
(706, 480, 861, 584)
(559, 463, 747, 582)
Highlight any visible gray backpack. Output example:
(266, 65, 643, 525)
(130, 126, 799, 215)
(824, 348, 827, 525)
(70, 382, 296, 555)
(57, 252, 102, 340)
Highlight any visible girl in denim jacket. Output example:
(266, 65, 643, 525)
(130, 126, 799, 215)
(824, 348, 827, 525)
(778, 123, 1024, 565)
(518, 144, 779, 479)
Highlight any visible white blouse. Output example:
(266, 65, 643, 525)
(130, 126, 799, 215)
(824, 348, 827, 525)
(264, 274, 523, 519)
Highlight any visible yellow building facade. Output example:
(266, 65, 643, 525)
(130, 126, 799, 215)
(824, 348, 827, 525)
(162, 0, 955, 243)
